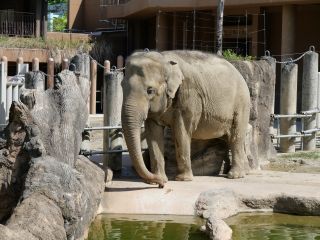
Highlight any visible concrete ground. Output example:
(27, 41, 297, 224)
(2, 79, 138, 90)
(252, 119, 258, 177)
(98, 170, 320, 215)
(87, 115, 320, 216)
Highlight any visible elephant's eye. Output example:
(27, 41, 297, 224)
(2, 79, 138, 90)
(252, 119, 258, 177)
(147, 87, 156, 95)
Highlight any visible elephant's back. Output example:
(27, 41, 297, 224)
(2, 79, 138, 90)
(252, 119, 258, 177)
(165, 50, 250, 121)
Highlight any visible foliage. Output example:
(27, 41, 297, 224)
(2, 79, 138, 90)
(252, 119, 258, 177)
(0, 36, 92, 52)
(48, 0, 67, 5)
(222, 49, 255, 61)
(53, 14, 67, 32)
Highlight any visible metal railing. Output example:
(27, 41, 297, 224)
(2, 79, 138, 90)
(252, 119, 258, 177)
(100, 0, 130, 6)
(0, 10, 35, 37)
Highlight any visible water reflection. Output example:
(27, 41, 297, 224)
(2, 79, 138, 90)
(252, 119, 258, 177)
(87, 213, 320, 240)
(227, 213, 320, 240)
(87, 214, 206, 240)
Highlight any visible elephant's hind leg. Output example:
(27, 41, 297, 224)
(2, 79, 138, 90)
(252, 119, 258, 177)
(227, 109, 249, 179)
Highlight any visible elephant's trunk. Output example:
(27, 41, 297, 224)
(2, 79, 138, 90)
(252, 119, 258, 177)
(121, 102, 164, 187)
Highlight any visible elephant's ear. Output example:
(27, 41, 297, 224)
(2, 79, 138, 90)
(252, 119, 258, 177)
(165, 61, 184, 99)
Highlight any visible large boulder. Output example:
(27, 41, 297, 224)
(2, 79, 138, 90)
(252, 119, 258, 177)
(0, 66, 105, 239)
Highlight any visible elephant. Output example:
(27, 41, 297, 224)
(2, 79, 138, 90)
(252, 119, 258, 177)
(121, 50, 251, 187)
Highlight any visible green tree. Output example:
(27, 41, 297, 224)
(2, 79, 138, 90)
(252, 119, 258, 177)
(48, 0, 67, 5)
(53, 14, 67, 32)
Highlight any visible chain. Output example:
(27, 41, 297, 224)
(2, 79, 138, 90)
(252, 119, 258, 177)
(274, 51, 311, 64)
(88, 55, 125, 71)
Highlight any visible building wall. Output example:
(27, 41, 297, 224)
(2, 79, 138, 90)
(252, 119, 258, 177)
(68, 0, 85, 30)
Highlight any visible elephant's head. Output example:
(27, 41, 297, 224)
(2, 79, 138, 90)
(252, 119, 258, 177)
(121, 51, 183, 186)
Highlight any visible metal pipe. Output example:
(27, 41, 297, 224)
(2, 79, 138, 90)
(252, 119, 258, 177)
(84, 125, 144, 131)
(272, 133, 313, 139)
(82, 148, 148, 156)
(301, 128, 320, 134)
(301, 109, 320, 115)
(272, 114, 313, 118)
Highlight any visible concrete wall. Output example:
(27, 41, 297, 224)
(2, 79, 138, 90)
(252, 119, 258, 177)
(47, 32, 90, 42)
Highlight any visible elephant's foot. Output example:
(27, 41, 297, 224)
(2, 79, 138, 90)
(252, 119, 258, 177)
(227, 166, 245, 179)
(175, 172, 194, 181)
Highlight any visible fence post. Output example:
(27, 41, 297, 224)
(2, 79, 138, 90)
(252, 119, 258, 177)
(90, 59, 97, 114)
(62, 58, 69, 70)
(32, 57, 39, 71)
(0, 62, 6, 129)
(302, 50, 318, 150)
(318, 72, 320, 128)
(47, 58, 54, 89)
(1, 57, 10, 120)
(103, 61, 123, 174)
(280, 63, 297, 152)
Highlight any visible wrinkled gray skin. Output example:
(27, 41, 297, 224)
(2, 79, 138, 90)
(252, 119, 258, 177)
(121, 50, 251, 187)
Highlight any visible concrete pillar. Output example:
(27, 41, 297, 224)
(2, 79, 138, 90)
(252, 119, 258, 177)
(280, 63, 298, 153)
(35, 0, 42, 37)
(302, 51, 318, 150)
(281, 6, 295, 59)
(0, 62, 6, 128)
(6, 84, 12, 120)
(318, 72, 320, 128)
(25, 72, 45, 91)
(103, 60, 123, 174)
(47, 58, 54, 89)
(90, 60, 97, 114)
(32, 58, 40, 71)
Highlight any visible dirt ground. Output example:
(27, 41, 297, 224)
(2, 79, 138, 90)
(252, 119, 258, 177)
(264, 150, 320, 173)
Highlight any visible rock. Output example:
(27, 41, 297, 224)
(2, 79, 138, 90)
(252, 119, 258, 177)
(0, 225, 37, 240)
(202, 216, 232, 240)
(164, 128, 229, 178)
(231, 59, 277, 168)
(0, 62, 105, 239)
(195, 189, 239, 219)
(6, 193, 66, 240)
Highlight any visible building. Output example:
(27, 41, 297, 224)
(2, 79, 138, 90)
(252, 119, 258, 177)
(0, 0, 48, 38)
(69, 0, 320, 59)
(68, 0, 320, 113)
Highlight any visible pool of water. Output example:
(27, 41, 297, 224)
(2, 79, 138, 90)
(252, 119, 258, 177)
(227, 213, 320, 240)
(87, 213, 320, 240)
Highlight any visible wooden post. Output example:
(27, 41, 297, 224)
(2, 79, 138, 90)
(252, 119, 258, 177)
(117, 55, 124, 69)
(103, 60, 123, 174)
(216, 0, 225, 55)
(62, 58, 69, 70)
(32, 57, 40, 71)
(280, 63, 298, 153)
(47, 58, 54, 89)
(302, 50, 318, 150)
(90, 59, 97, 114)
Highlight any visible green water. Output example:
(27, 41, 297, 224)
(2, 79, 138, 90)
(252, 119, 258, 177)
(87, 213, 320, 240)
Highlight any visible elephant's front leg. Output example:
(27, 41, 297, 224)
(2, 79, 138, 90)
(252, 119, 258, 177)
(173, 112, 193, 181)
(145, 119, 168, 182)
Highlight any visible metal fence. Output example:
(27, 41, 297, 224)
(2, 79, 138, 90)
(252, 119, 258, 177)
(0, 10, 35, 37)
(100, 0, 130, 6)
